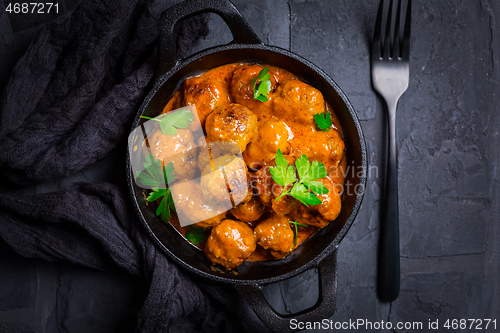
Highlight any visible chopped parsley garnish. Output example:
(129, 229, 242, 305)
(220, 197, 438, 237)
(251, 67, 272, 102)
(270, 149, 329, 206)
(140, 107, 194, 135)
(136, 153, 176, 222)
(314, 110, 332, 132)
(288, 221, 308, 246)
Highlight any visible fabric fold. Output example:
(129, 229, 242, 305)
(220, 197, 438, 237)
(0, 0, 270, 331)
(0, 182, 269, 332)
(0, 0, 207, 185)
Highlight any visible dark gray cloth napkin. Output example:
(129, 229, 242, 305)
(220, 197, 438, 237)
(0, 0, 270, 332)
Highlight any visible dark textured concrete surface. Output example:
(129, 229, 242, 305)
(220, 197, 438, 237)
(0, 257, 37, 311)
(1, 0, 499, 332)
(51, 266, 141, 333)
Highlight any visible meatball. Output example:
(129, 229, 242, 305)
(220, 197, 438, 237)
(254, 165, 273, 206)
(229, 65, 278, 121)
(254, 214, 295, 259)
(170, 181, 227, 229)
(298, 129, 344, 167)
(205, 103, 258, 153)
(253, 154, 297, 212)
(230, 196, 265, 222)
(145, 128, 197, 181)
(326, 130, 345, 167)
(273, 80, 326, 125)
(196, 137, 212, 173)
(197, 141, 241, 174)
(271, 183, 299, 216)
(183, 76, 230, 126)
(162, 90, 182, 113)
(313, 177, 342, 222)
(288, 130, 345, 171)
(205, 219, 256, 269)
(243, 118, 291, 169)
(200, 155, 251, 205)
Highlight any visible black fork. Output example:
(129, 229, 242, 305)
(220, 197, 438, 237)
(371, 0, 411, 302)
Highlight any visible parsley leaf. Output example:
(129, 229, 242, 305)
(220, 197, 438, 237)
(294, 155, 329, 195)
(294, 155, 311, 180)
(270, 151, 329, 206)
(289, 182, 323, 207)
(269, 149, 297, 202)
(163, 161, 176, 184)
(308, 160, 328, 180)
(270, 149, 296, 186)
(136, 153, 165, 188)
(157, 190, 175, 222)
(251, 67, 272, 102)
(185, 225, 207, 245)
(302, 180, 329, 195)
(140, 107, 194, 136)
(314, 110, 332, 132)
(288, 221, 308, 246)
(137, 154, 177, 223)
(147, 188, 168, 202)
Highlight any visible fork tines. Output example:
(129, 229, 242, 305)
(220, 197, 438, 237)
(372, 0, 411, 60)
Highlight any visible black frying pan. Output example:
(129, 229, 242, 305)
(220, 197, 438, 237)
(126, 0, 367, 331)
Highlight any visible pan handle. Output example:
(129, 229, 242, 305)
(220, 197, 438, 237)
(159, 0, 262, 76)
(236, 249, 338, 333)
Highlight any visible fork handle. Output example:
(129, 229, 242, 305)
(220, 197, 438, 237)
(379, 100, 400, 302)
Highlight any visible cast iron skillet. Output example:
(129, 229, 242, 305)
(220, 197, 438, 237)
(126, 0, 367, 331)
